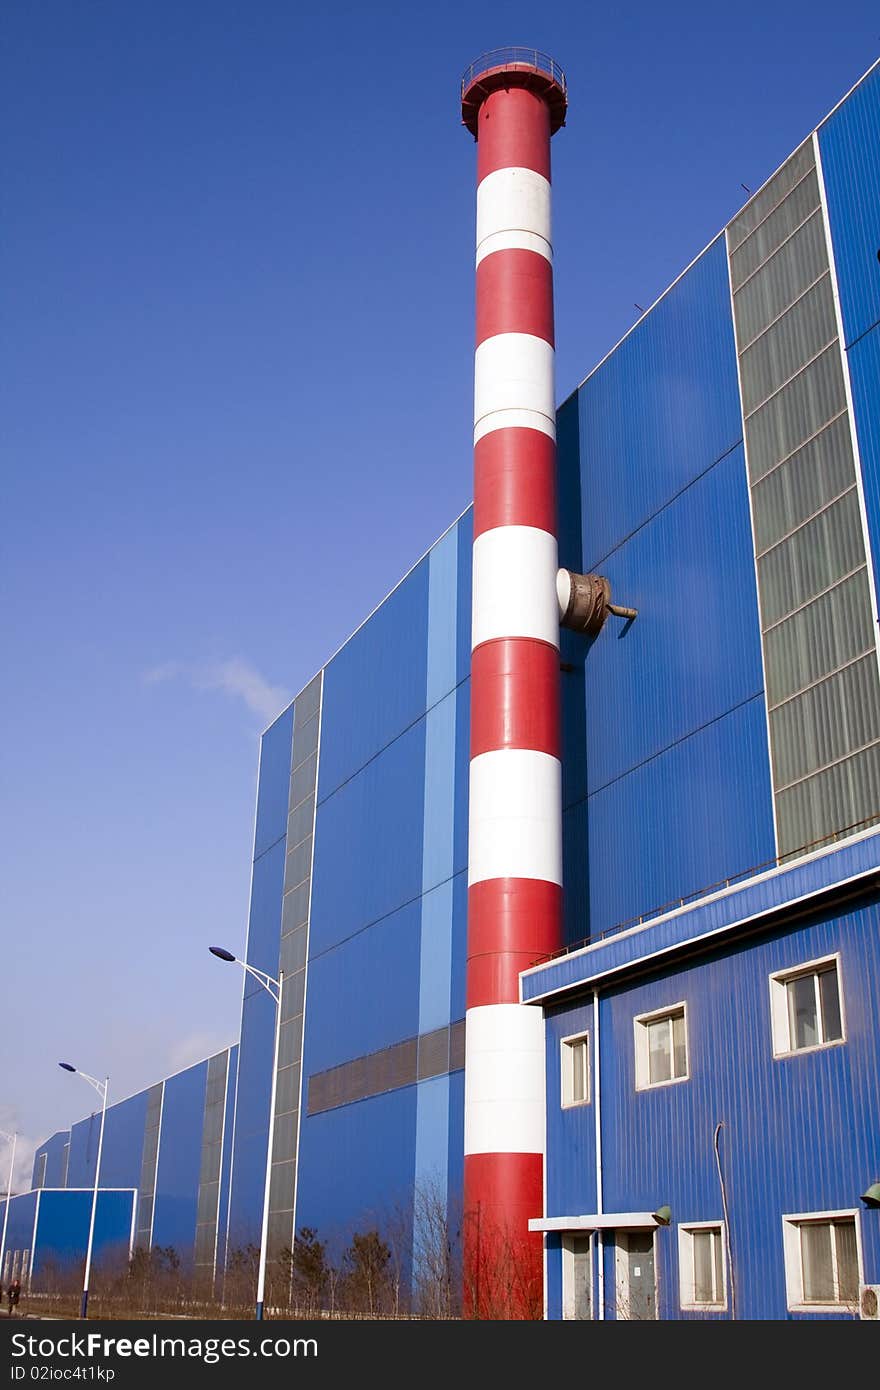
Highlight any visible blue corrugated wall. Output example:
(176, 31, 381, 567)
(820, 63, 880, 601)
(225, 707, 291, 1249)
(32, 1131, 68, 1189)
(151, 1059, 208, 1259)
(542, 888, 880, 1318)
(559, 235, 776, 942)
(296, 515, 470, 1255)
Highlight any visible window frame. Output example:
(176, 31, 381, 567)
(782, 1209, 862, 1313)
(561, 1232, 593, 1320)
(769, 952, 846, 1058)
(678, 1221, 728, 1312)
(560, 1029, 591, 1109)
(633, 1001, 689, 1091)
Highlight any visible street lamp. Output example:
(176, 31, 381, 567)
(0, 1128, 17, 1290)
(209, 945, 283, 1321)
(58, 1063, 109, 1319)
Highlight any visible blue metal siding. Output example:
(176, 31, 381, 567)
(577, 236, 744, 570)
(0, 1191, 37, 1268)
(309, 721, 427, 960)
(542, 893, 880, 1319)
(151, 1060, 208, 1259)
(98, 1090, 148, 1190)
(819, 63, 880, 350)
(584, 695, 774, 940)
(244, 835, 285, 992)
(226, 997, 275, 1250)
(34, 1190, 134, 1279)
(294, 1087, 417, 1245)
(253, 705, 294, 860)
(544, 1000, 597, 1218)
(559, 238, 775, 936)
(304, 901, 422, 1072)
(32, 1131, 69, 1189)
(317, 557, 430, 798)
(66, 1111, 102, 1190)
(583, 446, 763, 791)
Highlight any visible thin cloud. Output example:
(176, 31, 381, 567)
(144, 657, 290, 724)
(0, 1108, 38, 1195)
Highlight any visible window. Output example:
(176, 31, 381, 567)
(770, 955, 844, 1057)
(634, 1004, 688, 1089)
(783, 1212, 861, 1311)
(679, 1224, 727, 1310)
(562, 1234, 592, 1319)
(561, 1032, 590, 1107)
(34, 1152, 47, 1190)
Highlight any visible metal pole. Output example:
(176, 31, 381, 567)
(255, 969, 283, 1320)
(80, 1080, 108, 1319)
(0, 1131, 16, 1287)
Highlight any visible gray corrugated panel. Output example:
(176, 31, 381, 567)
(290, 752, 319, 811)
(306, 1020, 468, 1115)
(733, 215, 826, 345)
(294, 674, 322, 730)
(751, 415, 854, 552)
(417, 1027, 450, 1081)
(728, 139, 815, 251)
(281, 968, 306, 1023)
(757, 489, 864, 627)
(284, 836, 312, 894)
(745, 345, 847, 482)
(730, 167, 821, 287)
(286, 795, 315, 853)
(279, 920, 308, 972)
(281, 883, 310, 938)
(291, 711, 320, 771)
(739, 276, 837, 415)
(770, 654, 880, 788)
(764, 568, 874, 706)
(274, 1062, 300, 1116)
(729, 134, 880, 860)
(776, 743, 880, 852)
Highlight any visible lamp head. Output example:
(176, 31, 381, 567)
(861, 1182, 880, 1208)
(653, 1205, 672, 1227)
(209, 946, 237, 963)
(58, 1062, 76, 1073)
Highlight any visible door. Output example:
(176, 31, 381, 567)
(619, 1230, 657, 1319)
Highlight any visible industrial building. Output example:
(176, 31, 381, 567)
(6, 50, 880, 1319)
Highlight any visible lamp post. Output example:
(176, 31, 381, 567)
(0, 1128, 17, 1289)
(209, 945, 283, 1321)
(58, 1063, 108, 1318)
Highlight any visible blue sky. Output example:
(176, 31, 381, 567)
(2, 0, 877, 1184)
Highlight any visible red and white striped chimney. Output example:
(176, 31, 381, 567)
(461, 51, 566, 1316)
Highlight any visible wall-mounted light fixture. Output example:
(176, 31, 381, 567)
(652, 1205, 672, 1226)
(861, 1182, 880, 1208)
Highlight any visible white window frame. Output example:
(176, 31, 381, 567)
(633, 1001, 689, 1090)
(560, 1030, 591, 1108)
(782, 1209, 862, 1313)
(769, 952, 846, 1058)
(561, 1232, 593, 1319)
(35, 1152, 47, 1190)
(678, 1221, 728, 1311)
